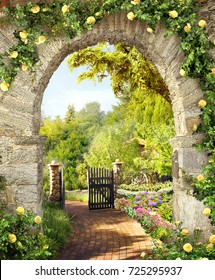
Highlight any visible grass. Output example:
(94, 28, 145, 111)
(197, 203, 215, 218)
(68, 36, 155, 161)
(65, 190, 88, 203)
(43, 201, 72, 258)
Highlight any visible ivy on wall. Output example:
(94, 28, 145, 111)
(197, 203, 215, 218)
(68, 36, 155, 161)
(0, 0, 214, 223)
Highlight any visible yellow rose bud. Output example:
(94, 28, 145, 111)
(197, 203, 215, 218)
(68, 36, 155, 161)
(175, 221, 182, 226)
(147, 27, 153, 33)
(34, 215, 42, 224)
(198, 99, 207, 108)
(131, 0, 141, 5)
(86, 16, 96, 24)
(31, 5, 40, 14)
(43, 244, 49, 250)
(16, 206, 24, 215)
(9, 234, 17, 243)
(17, 241, 23, 248)
(21, 64, 28, 71)
(0, 81, 9, 92)
(183, 243, 193, 253)
(181, 228, 189, 235)
(62, 5, 69, 13)
(95, 12, 100, 17)
(206, 243, 213, 250)
(203, 208, 211, 216)
(193, 124, 198, 132)
(127, 11, 135, 21)
(209, 235, 215, 244)
(197, 174, 204, 182)
(180, 69, 186, 77)
(36, 35, 46, 44)
(21, 38, 28, 44)
(169, 10, 178, 18)
(212, 68, 215, 75)
(19, 31, 28, 39)
(10, 51, 18, 58)
(184, 24, 191, 33)
(198, 20, 207, 27)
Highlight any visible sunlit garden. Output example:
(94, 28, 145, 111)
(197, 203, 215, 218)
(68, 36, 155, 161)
(115, 184, 215, 260)
(0, 0, 215, 261)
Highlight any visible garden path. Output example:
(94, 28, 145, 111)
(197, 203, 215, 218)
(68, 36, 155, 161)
(58, 201, 152, 260)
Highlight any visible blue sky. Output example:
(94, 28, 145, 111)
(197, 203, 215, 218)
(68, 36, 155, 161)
(41, 56, 119, 119)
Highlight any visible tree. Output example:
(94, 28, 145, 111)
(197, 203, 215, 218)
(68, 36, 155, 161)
(67, 42, 171, 103)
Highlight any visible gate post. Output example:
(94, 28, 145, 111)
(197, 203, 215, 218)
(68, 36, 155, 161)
(112, 159, 123, 197)
(48, 161, 62, 203)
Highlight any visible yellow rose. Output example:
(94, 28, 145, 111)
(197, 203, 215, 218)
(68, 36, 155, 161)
(10, 51, 18, 58)
(198, 20, 207, 27)
(180, 69, 186, 77)
(95, 12, 100, 17)
(16, 206, 24, 215)
(209, 235, 215, 244)
(131, 0, 141, 5)
(175, 221, 182, 226)
(127, 11, 135, 21)
(21, 64, 28, 71)
(86, 16, 96, 24)
(0, 81, 9, 92)
(147, 27, 153, 33)
(31, 5, 40, 14)
(198, 100, 207, 108)
(19, 31, 28, 39)
(203, 208, 211, 216)
(9, 234, 17, 243)
(184, 24, 191, 33)
(212, 68, 215, 75)
(36, 35, 46, 44)
(181, 228, 189, 235)
(197, 174, 204, 182)
(206, 243, 213, 250)
(183, 243, 193, 253)
(169, 10, 178, 18)
(62, 5, 69, 13)
(43, 245, 49, 250)
(34, 215, 42, 224)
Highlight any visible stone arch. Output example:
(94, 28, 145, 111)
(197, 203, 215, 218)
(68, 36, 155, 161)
(0, 5, 214, 232)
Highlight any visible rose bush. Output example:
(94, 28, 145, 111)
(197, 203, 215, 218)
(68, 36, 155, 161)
(0, 207, 51, 260)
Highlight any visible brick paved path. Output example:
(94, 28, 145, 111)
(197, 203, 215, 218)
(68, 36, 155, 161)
(58, 201, 152, 260)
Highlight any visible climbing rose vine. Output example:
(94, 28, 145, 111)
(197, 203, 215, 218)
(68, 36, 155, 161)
(0, 0, 214, 223)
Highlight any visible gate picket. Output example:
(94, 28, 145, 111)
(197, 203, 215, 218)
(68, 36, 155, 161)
(88, 167, 114, 210)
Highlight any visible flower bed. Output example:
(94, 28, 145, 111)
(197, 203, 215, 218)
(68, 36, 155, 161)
(115, 191, 215, 260)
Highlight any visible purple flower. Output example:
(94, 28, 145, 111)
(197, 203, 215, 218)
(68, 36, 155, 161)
(158, 200, 163, 204)
(148, 201, 157, 207)
(141, 191, 148, 195)
(135, 195, 140, 200)
(147, 195, 154, 200)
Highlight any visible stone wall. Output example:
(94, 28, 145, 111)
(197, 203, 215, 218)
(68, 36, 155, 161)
(0, 1, 214, 232)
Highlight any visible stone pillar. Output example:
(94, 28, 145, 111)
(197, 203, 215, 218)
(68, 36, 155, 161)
(48, 161, 62, 202)
(170, 134, 213, 237)
(112, 159, 123, 196)
(0, 135, 44, 215)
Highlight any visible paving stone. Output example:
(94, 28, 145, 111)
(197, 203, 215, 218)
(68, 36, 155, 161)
(58, 201, 152, 260)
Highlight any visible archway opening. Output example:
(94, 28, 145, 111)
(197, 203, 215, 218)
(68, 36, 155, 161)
(40, 42, 175, 201)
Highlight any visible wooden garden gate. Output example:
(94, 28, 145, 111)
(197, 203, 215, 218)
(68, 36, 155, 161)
(87, 167, 114, 210)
